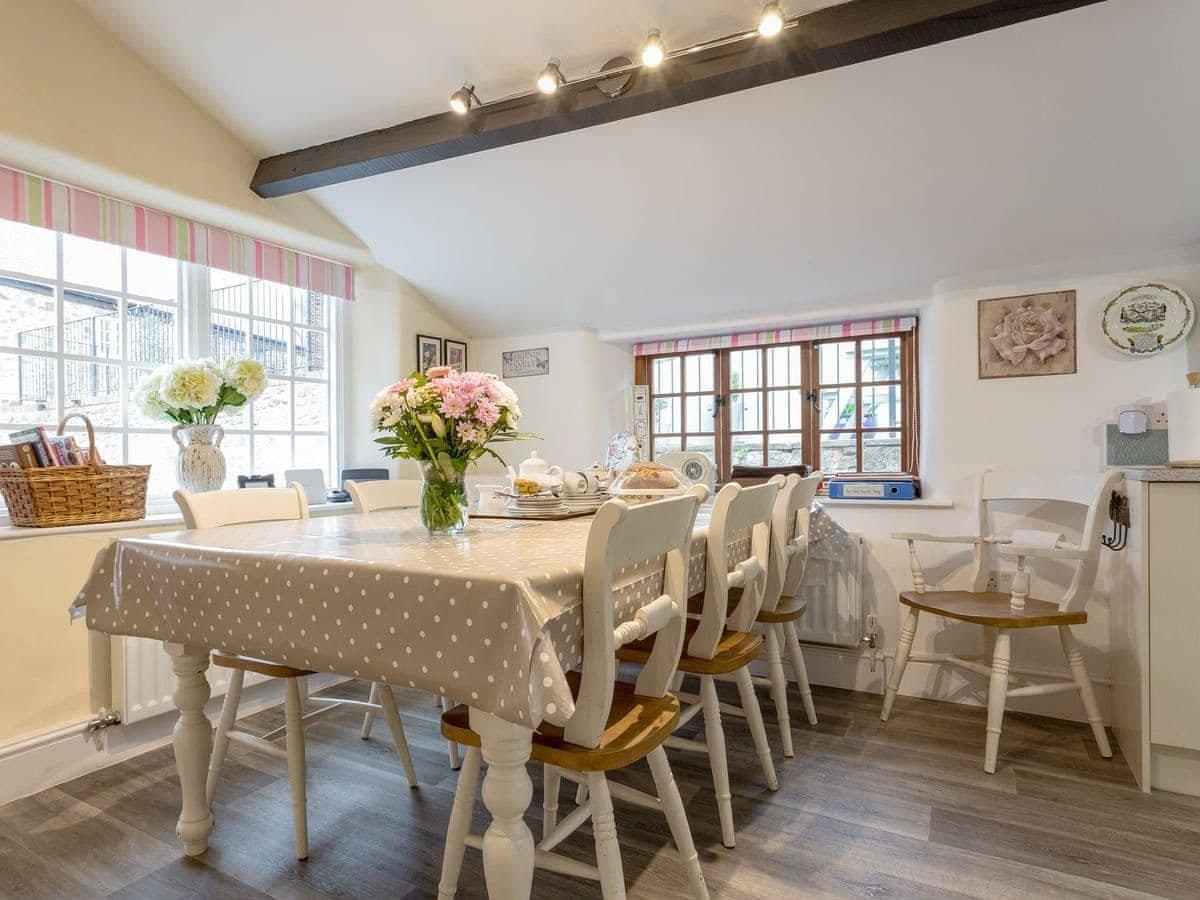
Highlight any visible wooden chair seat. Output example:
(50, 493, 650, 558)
(211, 650, 315, 679)
(616, 616, 763, 675)
(900, 590, 1087, 629)
(441, 674, 680, 772)
(756, 594, 808, 624)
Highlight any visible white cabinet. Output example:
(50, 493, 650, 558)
(1111, 475, 1200, 794)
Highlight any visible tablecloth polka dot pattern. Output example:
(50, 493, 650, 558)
(72, 508, 744, 729)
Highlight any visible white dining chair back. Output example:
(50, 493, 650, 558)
(691, 479, 780, 656)
(565, 487, 706, 749)
(346, 478, 422, 513)
(763, 471, 823, 614)
(173, 484, 309, 530)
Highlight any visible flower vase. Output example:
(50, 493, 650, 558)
(172, 424, 226, 493)
(420, 460, 469, 535)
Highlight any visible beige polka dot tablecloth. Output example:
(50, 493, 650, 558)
(72, 508, 741, 729)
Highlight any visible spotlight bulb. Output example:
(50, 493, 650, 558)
(537, 59, 565, 95)
(758, 3, 785, 37)
(449, 83, 477, 115)
(641, 29, 666, 68)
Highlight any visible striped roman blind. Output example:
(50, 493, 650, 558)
(633, 316, 915, 356)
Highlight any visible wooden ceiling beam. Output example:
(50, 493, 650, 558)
(250, 0, 1105, 197)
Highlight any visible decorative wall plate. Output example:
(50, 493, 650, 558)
(1101, 283, 1194, 356)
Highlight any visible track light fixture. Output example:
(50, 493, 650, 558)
(758, 3, 785, 37)
(537, 58, 566, 95)
(640, 29, 666, 68)
(449, 83, 480, 115)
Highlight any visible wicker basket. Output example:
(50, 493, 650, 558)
(0, 414, 150, 527)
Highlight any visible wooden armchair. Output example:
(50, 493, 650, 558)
(880, 469, 1123, 773)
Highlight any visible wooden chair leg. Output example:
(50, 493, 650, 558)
(206, 668, 244, 804)
(734, 667, 780, 791)
(377, 682, 419, 787)
(283, 677, 309, 860)
(783, 620, 818, 725)
(1059, 625, 1112, 758)
(442, 695, 461, 770)
(881, 608, 920, 721)
(438, 746, 482, 899)
(763, 625, 794, 758)
(984, 630, 1011, 774)
(647, 746, 709, 900)
(360, 681, 379, 739)
(542, 765, 561, 840)
(700, 675, 736, 848)
(587, 772, 626, 899)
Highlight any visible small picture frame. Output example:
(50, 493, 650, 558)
(502, 346, 550, 378)
(443, 338, 468, 372)
(417, 334, 442, 373)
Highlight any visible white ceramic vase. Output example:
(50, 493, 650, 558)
(172, 424, 226, 493)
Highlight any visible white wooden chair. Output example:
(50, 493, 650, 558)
(619, 479, 781, 849)
(437, 489, 710, 899)
(881, 469, 1122, 773)
(174, 485, 418, 860)
(347, 477, 462, 769)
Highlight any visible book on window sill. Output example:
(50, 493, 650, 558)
(8, 427, 55, 467)
(0, 442, 39, 470)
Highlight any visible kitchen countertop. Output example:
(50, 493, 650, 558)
(1123, 466, 1200, 482)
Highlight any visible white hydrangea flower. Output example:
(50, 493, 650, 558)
(224, 357, 267, 401)
(159, 360, 222, 410)
(133, 367, 171, 420)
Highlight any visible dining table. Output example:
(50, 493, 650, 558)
(70, 504, 754, 898)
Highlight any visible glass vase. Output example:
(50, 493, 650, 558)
(419, 461, 469, 535)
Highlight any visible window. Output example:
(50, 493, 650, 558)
(639, 329, 916, 481)
(0, 218, 340, 514)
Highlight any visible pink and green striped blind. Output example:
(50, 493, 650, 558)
(0, 164, 355, 301)
(633, 316, 915, 356)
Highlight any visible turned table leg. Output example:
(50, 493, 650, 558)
(163, 642, 214, 856)
(470, 709, 535, 899)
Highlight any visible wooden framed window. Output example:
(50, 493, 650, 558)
(636, 328, 917, 481)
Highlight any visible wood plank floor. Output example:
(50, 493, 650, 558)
(3, 678, 1199, 898)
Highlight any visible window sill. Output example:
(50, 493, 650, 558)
(0, 501, 354, 542)
(819, 497, 953, 509)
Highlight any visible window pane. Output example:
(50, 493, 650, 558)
(819, 387, 856, 430)
(731, 433, 763, 467)
(729, 391, 762, 431)
(64, 360, 121, 427)
(294, 328, 327, 379)
(253, 433, 291, 481)
(653, 436, 681, 458)
(62, 234, 121, 290)
(684, 353, 714, 393)
(0, 219, 56, 279)
(131, 431, 183, 500)
(0, 278, 55, 350)
(864, 430, 902, 472)
(767, 432, 804, 466)
(294, 381, 329, 432)
(0, 351, 54, 423)
(653, 396, 680, 434)
(295, 434, 332, 482)
(62, 291, 120, 360)
(220, 432, 251, 487)
(253, 380, 291, 430)
(294, 291, 328, 329)
(818, 341, 857, 385)
(210, 270, 250, 313)
(127, 301, 177, 365)
(652, 357, 680, 394)
(211, 313, 249, 360)
(863, 384, 902, 429)
(767, 346, 803, 387)
(126, 248, 178, 300)
(768, 389, 805, 430)
(685, 434, 715, 464)
(729, 349, 761, 390)
(252, 321, 291, 376)
(820, 432, 857, 473)
(252, 281, 292, 322)
(862, 337, 901, 382)
(684, 394, 715, 434)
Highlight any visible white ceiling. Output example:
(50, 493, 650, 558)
(80, 0, 1200, 339)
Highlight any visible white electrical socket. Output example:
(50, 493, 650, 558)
(1145, 402, 1169, 428)
(985, 571, 1014, 592)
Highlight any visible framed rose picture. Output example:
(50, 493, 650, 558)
(417, 334, 442, 373)
(443, 339, 468, 371)
(978, 290, 1076, 379)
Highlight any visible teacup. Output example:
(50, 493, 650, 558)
(561, 471, 598, 495)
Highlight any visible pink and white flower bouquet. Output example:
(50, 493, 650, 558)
(371, 366, 535, 532)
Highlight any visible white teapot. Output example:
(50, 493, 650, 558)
(506, 451, 564, 491)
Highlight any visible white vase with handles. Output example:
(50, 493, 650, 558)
(173, 424, 226, 493)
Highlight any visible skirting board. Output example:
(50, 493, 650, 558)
(0, 673, 347, 807)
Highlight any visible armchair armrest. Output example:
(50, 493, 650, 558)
(891, 532, 1011, 545)
(999, 543, 1089, 561)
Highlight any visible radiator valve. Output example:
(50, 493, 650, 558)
(861, 614, 879, 672)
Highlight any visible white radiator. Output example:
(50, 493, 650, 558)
(793, 532, 864, 648)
